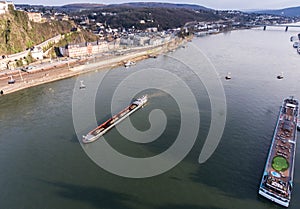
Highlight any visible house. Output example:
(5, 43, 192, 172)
(145, 27, 158, 33)
(42, 13, 54, 22)
(27, 12, 42, 23)
(55, 13, 69, 21)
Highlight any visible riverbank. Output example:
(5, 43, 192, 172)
(0, 36, 190, 96)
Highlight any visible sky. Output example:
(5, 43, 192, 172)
(12, 0, 300, 10)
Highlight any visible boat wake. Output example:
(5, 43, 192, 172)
(147, 91, 168, 99)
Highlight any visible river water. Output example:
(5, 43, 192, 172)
(0, 28, 300, 209)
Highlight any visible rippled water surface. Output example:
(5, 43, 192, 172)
(0, 28, 300, 209)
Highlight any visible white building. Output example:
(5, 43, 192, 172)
(31, 47, 43, 60)
(0, 1, 8, 14)
(145, 27, 158, 33)
(133, 36, 150, 46)
(63, 40, 119, 58)
(0, 1, 14, 14)
(0, 61, 7, 70)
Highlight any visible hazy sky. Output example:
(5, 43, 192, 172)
(12, 0, 300, 10)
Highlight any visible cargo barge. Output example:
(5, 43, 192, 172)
(259, 97, 299, 207)
(82, 95, 148, 144)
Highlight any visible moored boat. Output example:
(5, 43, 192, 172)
(297, 47, 300, 55)
(277, 72, 284, 79)
(148, 54, 157, 58)
(124, 60, 136, 68)
(225, 72, 231, 80)
(293, 42, 299, 48)
(82, 95, 148, 144)
(258, 97, 299, 207)
(8, 75, 15, 84)
(79, 80, 86, 89)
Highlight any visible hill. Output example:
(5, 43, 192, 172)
(59, 3, 105, 12)
(254, 6, 300, 17)
(0, 9, 97, 55)
(59, 2, 211, 12)
(78, 7, 221, 30)
(0, 10, 72, 55)
(106, 2, 211, 10)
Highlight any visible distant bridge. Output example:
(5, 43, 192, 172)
(249, 24, 300, 31)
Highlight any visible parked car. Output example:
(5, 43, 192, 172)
(25, 66, 33, 70)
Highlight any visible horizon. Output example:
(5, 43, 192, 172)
(11, 0, 300, 10)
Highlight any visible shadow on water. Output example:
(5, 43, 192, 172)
(189, 153, 262, 199)
(40, 180, 134, 209)
(70, 134, 81, 143)
(188, 113, 276, 207)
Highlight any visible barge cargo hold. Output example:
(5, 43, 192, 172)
(82, 95, 148, 144)
(259, 97, 299, 207)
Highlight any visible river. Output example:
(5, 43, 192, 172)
(0, 27, 300, 209)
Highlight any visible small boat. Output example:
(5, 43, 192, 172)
(8, 75, 15, 84)
(291, 35, 300, 42)
(79, 80, 86, 89)
(82, 95, 148, 144)
(225, 72, 231, 80)
(148, 54, 157, 58)
(293, 42, 299, 48)
(277, 72, 284, 80)
(124, 61, 136, 68)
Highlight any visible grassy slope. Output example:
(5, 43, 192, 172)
(0, 9, 96, 55)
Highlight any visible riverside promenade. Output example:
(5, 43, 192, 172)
(0, 37, 189, 95)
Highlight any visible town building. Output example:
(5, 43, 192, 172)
(62, 39, 120, 58)
(42, 13, 55, 22)
(55, 13, 69, 21)
(27, 12, 42, 23)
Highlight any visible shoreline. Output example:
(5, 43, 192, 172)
(0, 36, 190, 96)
